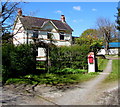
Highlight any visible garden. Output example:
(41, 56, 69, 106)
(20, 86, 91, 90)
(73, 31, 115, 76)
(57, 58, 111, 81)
(2, 40, 101, 86)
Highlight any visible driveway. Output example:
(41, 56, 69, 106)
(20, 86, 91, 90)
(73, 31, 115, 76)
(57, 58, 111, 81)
(43, 59, 118, 105)
(1, 59, 119, 105)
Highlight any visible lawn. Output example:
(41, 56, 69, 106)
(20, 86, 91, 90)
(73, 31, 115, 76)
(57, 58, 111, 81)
(104, 59, 119, 82)
(98, 58, 109, 71)
(105, 55, 119, 58)
(6, 72, 99, 85)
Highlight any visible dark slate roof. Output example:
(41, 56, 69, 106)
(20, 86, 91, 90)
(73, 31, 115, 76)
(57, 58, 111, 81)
(19, 16, 73, 31)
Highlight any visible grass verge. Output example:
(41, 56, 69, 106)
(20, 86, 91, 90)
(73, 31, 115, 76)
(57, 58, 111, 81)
(6, 72, 99, 85)
(98, 58, 109, 71)
(104, 59, 119, 83)
(105, 55, 119, 58)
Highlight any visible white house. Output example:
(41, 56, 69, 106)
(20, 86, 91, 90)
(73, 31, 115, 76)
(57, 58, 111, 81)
(13, 9, 73, 60)
(97, 42, 120, 55)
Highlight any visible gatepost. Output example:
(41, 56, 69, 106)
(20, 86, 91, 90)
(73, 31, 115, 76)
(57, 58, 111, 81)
(88, 52, 95, 73)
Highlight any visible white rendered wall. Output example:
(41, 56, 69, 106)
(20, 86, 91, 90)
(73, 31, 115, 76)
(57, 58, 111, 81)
(13, 32, 26, 45)
(109, 49, 118, 55)
(97, 49, 106, 55)
(13, 18, 72, 61)
(97, 48, 119, 55)
(13, 18, 26, 45)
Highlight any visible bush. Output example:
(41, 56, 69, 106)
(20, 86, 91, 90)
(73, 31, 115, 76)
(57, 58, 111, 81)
(54, 68, 87, 74)
(2, 44, 36, 83)
(5, 78, 32, 84)
(49, 45, 90, 72)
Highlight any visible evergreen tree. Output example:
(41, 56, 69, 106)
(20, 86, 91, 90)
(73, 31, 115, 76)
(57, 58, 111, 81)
(116, 2, 120, 31)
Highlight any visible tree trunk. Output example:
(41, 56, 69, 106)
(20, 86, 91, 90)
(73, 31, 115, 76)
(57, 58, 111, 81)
(105, 41, 109, 55)
(46, 47, 51, 73)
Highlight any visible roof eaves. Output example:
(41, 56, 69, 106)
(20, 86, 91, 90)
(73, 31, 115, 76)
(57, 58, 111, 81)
(41, 20, 50, 28)
(13, 15, 19, 30)
(58, 29, 66, 31)
(50, 20, 59, 30)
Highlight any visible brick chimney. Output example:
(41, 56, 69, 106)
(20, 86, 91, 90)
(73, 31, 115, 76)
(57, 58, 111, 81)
(18, 8, 22, 16)
(61, 15, 66, 23)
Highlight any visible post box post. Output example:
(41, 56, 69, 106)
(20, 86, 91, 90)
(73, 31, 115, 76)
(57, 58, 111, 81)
(88, 52, 95, 73)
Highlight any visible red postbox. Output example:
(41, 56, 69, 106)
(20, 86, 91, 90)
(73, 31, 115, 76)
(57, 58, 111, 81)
(88, 55, 94, 64)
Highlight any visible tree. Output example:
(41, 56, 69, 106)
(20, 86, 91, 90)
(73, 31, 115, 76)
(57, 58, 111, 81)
(116, 1, 120, 31)
(80, 29, 98, 38)
(96, 18, 116, 55)
(1, 1, 20, 34)
(1, 0, 26, 44)
(2, 32, 13, 44)
(2, 44, 36, 84)
(75, 34, 102, 55)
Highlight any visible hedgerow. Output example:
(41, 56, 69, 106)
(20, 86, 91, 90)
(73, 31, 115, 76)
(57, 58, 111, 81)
(49, 44, 90, 72)
(2, 44, 36, 83)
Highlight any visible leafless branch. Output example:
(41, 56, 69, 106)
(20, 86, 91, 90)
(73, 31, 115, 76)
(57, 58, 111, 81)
(96, 17, 117, 54)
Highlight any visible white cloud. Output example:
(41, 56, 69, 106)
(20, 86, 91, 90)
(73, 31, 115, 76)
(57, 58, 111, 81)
(92, 8, 97, 11)
(73, 6, 81, 11)
(73, 19, 83, 23)
(73, 20, 77, 23)
(55, 10, 62, 14)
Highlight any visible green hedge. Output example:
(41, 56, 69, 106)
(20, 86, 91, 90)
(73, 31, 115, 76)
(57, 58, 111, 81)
(49, 45, 90, 72)
(2, 44, 36, 83)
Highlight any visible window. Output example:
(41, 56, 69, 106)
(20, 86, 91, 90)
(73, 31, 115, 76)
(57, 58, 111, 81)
(47, 32, 53, 39)
(60, 32, 64, 40)
(33, 30, 38, 38)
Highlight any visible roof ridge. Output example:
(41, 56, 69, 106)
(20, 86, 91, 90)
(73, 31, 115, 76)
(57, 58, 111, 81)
(23, 15, 62, 22)
(19, 15, 73, 31)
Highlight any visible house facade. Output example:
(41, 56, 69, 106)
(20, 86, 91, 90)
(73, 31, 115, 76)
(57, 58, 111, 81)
(97, 42, 120, 55)
(13, 9, 73, 60)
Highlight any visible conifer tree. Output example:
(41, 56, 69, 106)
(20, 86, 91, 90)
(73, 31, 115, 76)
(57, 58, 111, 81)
(116, 2, 120, 31)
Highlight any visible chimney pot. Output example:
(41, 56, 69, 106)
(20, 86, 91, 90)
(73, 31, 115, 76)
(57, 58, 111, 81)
(18, 8, 22, 16)
(61, 15, 66, 23)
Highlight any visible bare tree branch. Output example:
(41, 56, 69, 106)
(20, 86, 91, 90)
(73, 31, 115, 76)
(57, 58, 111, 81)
(96, 17, 117, 54)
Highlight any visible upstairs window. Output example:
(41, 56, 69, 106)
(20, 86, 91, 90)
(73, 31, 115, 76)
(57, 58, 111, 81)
(60, 32, 64, 40)
(33, 30, 38, 38)
(47, 32, 53, 39)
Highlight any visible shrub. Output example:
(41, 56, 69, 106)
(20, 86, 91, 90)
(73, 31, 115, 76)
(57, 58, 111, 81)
(49, 45, 90, 72)
(54, 68, 87, 74)
(2, 44, 36, 83)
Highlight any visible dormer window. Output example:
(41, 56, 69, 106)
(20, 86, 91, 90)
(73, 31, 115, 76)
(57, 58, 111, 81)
(60, 32, 64, 40)
(33, 30, 38, 38)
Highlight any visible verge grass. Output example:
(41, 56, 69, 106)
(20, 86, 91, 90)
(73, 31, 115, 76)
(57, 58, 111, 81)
(104, 59, 119, 82)
(98, 58, 109, 71)
(6, 72, 99, 85)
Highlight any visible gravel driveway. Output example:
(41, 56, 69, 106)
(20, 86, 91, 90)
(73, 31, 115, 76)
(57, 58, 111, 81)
(1, 59, 119, 105)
